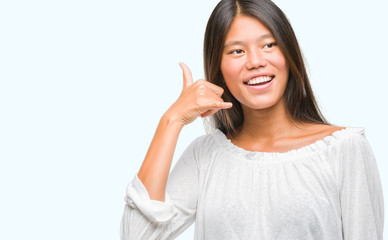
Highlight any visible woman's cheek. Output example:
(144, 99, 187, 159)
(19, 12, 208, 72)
(221, 57, 244, 82)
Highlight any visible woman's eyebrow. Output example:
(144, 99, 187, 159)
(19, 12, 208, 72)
(224, 33, 274, 48)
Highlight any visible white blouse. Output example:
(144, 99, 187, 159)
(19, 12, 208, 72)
(120, 127, 384, 240)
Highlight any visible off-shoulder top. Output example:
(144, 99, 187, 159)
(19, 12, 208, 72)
(121, 127, 384, 240)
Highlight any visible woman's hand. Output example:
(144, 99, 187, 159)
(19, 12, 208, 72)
(164, 62, 233, 126)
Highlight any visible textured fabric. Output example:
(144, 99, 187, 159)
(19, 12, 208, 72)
(120, 127, 384, 240)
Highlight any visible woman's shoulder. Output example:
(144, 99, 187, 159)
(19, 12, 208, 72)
(303, 124, 347, 143)
(272, 124, 368, 157)
(289, 124, 370, 159)
(306, 124, 368, 150)
(186, 129, 234, 158)
(298, 123, 364, 143)
(256, 123, 366, 155)
(190, 129, 224, 149)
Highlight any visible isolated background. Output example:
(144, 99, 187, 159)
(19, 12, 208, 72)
(0, 0, 387, 239)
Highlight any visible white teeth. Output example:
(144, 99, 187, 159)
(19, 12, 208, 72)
(247, 76, 273, 85)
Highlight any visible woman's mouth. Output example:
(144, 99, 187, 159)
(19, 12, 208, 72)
(244, 76, 274, 86)
(243, 75, 274, 90)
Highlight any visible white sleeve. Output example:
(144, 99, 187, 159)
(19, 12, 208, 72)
(339, 133, 384, 240)
(120, 139, 199, 240)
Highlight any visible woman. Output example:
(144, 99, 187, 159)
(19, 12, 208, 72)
(121, 0, 384, 239)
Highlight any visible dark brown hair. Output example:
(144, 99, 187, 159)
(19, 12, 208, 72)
(203, 0, 328, 137)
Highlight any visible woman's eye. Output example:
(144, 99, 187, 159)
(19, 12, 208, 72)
(229, 49, 244, 54)
(263, 42, 278, 49)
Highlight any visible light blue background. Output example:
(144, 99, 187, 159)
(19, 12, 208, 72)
(0, 0, 387, 239)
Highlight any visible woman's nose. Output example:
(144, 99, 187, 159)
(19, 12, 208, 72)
(245, 50, 266, 69)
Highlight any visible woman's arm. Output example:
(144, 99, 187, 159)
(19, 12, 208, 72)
(121, 136, 201, 240)
(339, 132, 384, 240)
(120, 63, 232, 239)
(137, 63, 232, 202)
(137, 114, 183, 202)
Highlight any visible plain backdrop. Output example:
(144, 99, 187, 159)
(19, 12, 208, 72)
(0, 0, 387, 239)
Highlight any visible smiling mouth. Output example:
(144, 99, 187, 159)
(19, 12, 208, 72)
(244, 76, 274, 86)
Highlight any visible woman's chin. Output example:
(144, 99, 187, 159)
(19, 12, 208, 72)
(240, 98, 285, 112)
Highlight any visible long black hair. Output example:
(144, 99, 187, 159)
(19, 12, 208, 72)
(204, 0, 328, 137)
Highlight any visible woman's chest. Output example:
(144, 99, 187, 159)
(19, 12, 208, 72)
(196, 158, 342, 239)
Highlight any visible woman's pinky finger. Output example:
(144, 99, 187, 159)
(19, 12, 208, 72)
(200, 101, 233, 118)
(213, 101, 233, 109)
(222, 102, 233, 108)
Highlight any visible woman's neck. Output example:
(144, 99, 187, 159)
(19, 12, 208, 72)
(230, 98, 337, 153)
(237, 98, 299, 142)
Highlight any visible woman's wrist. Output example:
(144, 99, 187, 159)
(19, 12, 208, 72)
(161, 112, 184, 131)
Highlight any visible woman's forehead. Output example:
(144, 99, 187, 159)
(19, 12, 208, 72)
(224, 15, 274, 46)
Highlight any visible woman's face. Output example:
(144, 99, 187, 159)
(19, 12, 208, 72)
(221, 15, 289, 111)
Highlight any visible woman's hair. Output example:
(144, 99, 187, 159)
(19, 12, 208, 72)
(203, 0, 328, 137)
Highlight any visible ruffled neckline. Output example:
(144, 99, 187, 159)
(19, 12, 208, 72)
(212, 127, 365, 161)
